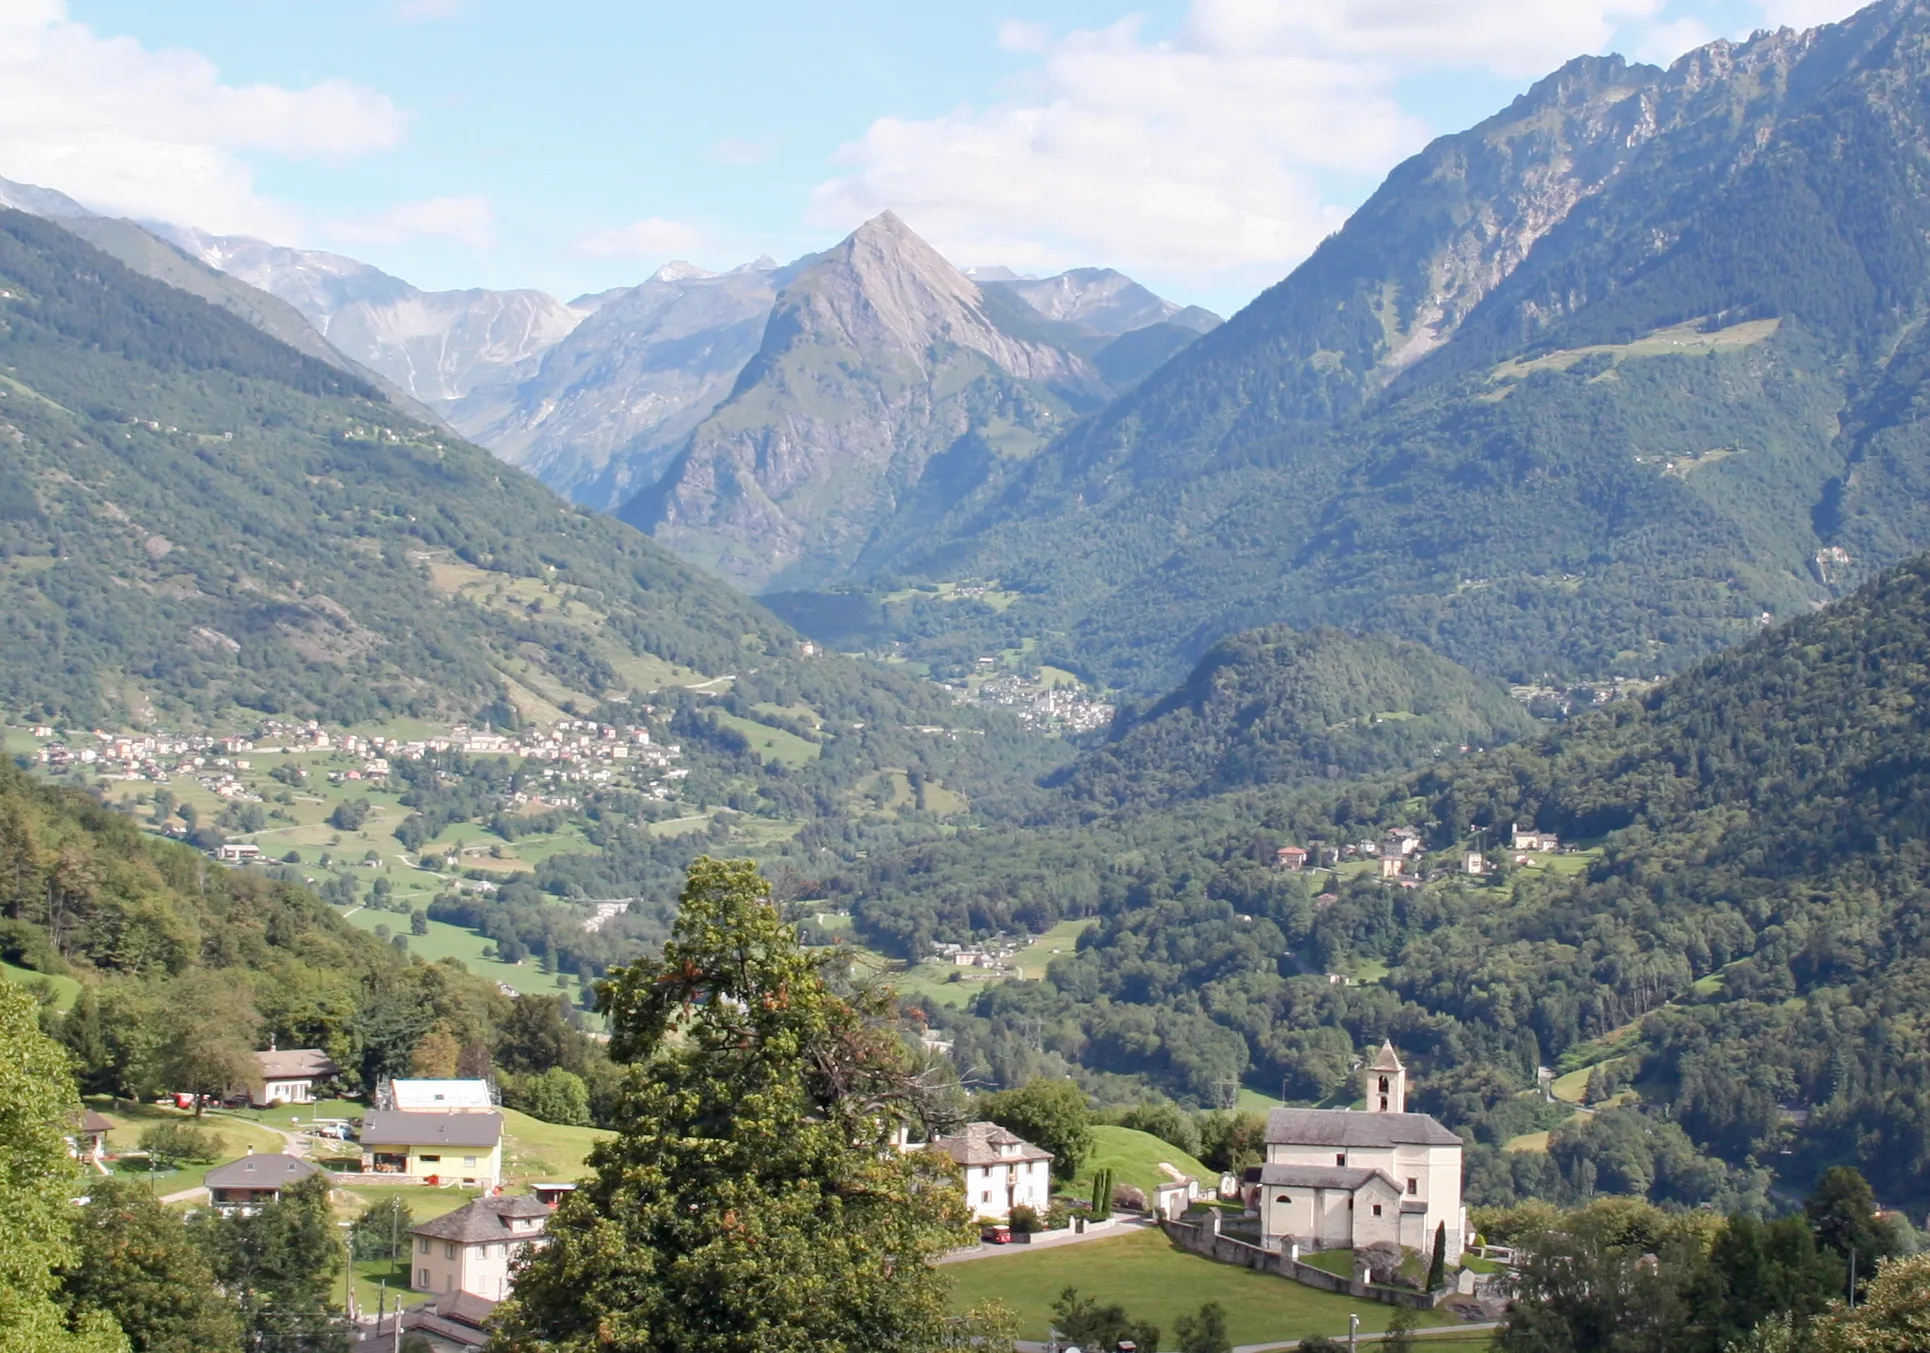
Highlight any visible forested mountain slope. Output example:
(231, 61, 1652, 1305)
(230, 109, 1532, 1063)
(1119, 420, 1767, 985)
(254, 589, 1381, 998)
(1057, 628, 1533, 809)
(0, 755, 503, 1097)
(865, 0, 1930, 695)
(0, 208, 1045, 785)
(841, 552, 1930, 1211)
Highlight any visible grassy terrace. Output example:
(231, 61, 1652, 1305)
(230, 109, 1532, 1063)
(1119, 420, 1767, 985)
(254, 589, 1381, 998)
(1071, 1125, 1217, 1203)
(944, 1227, 1457, 1346)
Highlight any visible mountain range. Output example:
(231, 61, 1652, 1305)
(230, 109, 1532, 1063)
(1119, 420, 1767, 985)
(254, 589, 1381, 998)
(25, 0, 1930, 707)
(747, 0, 1930, 697)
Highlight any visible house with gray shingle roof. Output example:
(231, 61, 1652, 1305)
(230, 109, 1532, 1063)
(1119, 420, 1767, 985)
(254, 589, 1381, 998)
(1259, 1042, 1465, 1263)
(928, 1121, 1053, 1221)
(204, 1150, 319, 1214)
(407, 1194, 551, 1301)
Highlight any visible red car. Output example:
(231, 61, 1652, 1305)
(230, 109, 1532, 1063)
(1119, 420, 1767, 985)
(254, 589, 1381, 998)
(981, 1225, 1012, 1245)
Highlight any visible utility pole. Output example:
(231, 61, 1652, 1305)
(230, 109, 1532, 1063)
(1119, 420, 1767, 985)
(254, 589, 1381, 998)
(1848, 1246, 1857, 1310)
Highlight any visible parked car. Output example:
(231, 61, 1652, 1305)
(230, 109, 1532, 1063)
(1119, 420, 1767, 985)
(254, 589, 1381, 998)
(980, 1224, 1012, 1245)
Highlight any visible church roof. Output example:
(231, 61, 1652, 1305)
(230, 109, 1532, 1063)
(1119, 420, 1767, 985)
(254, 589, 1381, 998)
(1259, 1163, 1400, 1192)
(1264, 1108, 1461, 1149)
(1369, 1040, 1404, 1072)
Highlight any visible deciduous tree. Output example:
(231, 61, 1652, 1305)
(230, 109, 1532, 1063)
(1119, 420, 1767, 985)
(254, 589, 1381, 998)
(62, 1178, 238, 1353)
(0, 977, 127, 1353)
(493, 857, 1003, 1353)
(980, 1078, 1093, 1181)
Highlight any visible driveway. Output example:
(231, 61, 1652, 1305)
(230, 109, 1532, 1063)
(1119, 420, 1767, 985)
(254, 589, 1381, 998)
(940, 1215, 1158, 1263)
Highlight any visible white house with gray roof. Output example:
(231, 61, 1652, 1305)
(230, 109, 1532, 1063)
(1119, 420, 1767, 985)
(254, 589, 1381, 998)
(929, 1121, 1053, 1221)
(1259, 1042, 1464, 1261)
(408, 1194, 551, 1300)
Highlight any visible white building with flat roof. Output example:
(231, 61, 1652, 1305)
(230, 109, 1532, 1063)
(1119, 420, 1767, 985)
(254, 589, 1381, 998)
(383, 1078, 496, 1112)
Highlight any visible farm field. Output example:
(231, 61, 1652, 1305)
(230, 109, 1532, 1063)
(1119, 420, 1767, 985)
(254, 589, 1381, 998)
(943, 1226, 1454, 1345)
(499, 1106, 611, 1183)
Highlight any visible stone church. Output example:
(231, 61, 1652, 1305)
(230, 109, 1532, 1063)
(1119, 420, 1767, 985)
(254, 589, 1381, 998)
(1258, 1042, 1466, 1261)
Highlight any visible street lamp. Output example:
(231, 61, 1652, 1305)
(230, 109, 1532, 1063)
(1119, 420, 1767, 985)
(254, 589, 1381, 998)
(338, 1222, 355, 1324)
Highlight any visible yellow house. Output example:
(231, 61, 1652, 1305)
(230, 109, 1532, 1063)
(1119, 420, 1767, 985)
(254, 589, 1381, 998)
(359, 1109, 503, 1188)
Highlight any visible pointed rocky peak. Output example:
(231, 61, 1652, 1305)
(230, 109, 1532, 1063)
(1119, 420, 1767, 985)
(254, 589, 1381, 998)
(733, 254, 780, 273)
(771, 211, 1087, 383)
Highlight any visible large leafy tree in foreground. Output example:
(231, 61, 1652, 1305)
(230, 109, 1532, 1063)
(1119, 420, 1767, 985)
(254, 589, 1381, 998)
(0, 978, 125, 1353)
(494, 857, 1001, 1353)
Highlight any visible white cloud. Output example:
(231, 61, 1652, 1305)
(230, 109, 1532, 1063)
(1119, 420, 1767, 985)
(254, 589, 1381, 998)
(573, 218, 705, 259)
(334, 196, 495, 249)
(0, 1, 401, 236)
(810, 1, 1823, 293)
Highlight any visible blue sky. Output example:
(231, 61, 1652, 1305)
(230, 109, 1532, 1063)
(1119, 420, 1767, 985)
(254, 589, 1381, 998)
(6, 0, 1868, 315)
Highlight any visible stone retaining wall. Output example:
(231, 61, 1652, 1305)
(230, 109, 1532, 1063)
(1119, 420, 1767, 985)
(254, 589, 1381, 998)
(1162, 1216, 1443, 1310)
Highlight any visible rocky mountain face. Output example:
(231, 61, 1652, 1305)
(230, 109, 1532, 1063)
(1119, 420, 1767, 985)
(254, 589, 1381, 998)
(858, 0, 1930, 694)
(970, 265, 1218, 337)
(621, 213, 1117, 590)
(452, 258, 795, 509)
(153, 225, 593, 416)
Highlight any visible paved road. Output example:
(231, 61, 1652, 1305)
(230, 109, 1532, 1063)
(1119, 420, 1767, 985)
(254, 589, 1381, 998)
(940, 1215, 1158, 1263)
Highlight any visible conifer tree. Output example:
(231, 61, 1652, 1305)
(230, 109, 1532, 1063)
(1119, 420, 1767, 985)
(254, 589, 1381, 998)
(494, 857, 1005, 1353)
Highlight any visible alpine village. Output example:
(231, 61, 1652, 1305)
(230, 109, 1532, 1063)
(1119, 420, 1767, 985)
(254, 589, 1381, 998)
(10, 3, 1930, 1351)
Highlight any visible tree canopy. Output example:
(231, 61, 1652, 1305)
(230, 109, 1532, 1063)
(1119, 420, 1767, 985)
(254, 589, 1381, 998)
(495, 857, 1006, 1353)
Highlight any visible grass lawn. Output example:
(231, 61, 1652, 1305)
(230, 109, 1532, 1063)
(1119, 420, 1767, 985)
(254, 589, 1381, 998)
(499, 1107, 611, 1183)
(1236, 1088, 1285, 1112)
(339, 906, 534, 992)
(213, 1098, 366, 1131)
(87, 1098, 291, 1194)
(1072, 1126, 1217, 1204)
(1299, 1248, 1354, 1278)
(944, 1227, 1453, 1346)
(1, 959, 80, 1010)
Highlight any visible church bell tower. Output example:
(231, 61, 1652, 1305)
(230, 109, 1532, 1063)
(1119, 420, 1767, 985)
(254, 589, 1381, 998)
(1365, 1040, 1406, 1113)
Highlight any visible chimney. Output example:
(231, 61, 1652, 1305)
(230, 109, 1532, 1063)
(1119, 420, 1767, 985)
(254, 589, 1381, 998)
(246, 1144, 254, 1155)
